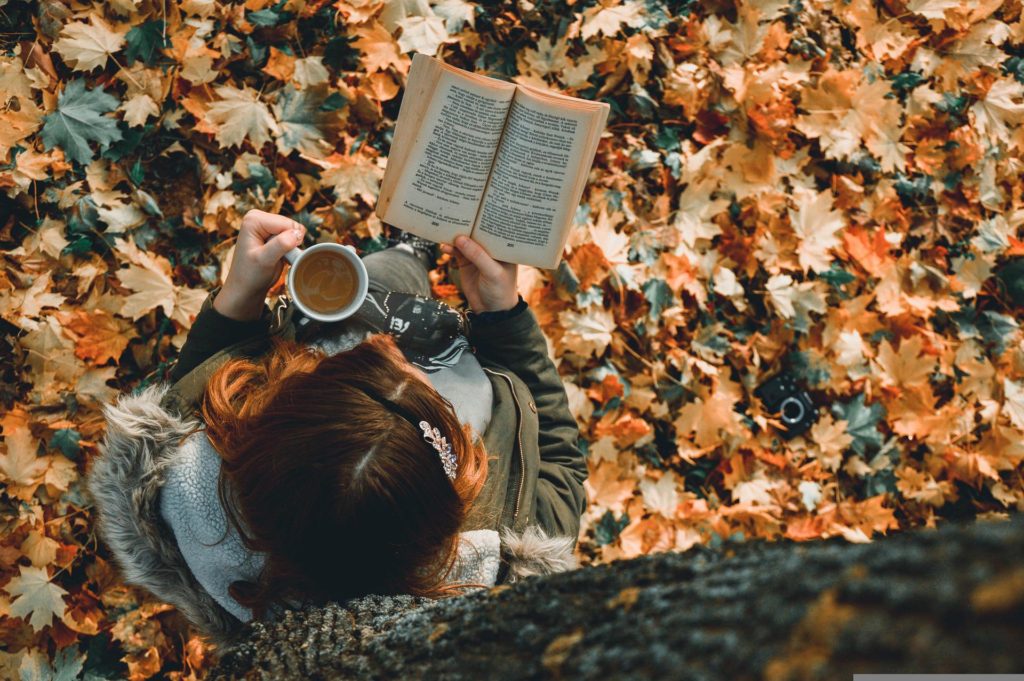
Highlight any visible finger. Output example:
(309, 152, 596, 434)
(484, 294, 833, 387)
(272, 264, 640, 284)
(257, 228, 303, 267)
(243, 210, 305, 240)
(450, 250, 473, 270)
(453, 236, 502, 279)
(440, 242, 470, 268)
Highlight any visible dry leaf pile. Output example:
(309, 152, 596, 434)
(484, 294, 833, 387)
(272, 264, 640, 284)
(2, 0, 1024, 676)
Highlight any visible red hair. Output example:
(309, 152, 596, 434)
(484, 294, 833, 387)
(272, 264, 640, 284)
(199, 334, 488, 617)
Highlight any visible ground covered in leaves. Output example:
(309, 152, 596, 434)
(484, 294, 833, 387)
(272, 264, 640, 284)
(1, 0, 1024, 677)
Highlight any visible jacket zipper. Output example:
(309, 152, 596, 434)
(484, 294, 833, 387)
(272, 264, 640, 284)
(483, 368, 525, 525)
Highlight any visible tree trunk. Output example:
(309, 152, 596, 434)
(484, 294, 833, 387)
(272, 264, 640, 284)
(210, 514, 1024, 680)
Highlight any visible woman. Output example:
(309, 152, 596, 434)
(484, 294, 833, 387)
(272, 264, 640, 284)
(88, 211, 589, 645)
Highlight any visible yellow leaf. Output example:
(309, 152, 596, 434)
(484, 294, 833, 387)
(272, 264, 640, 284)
(20, 316, 84, 395)
(116, 264, 176, 320)
(732, 471, 778, 506)
(559, 306, 616, 358)
(789, 189, 845, 273)
(639, 472, 679, 518)
(292, 56, 330, 88)
(906, 0, 962, 20)
(520, 37, 569, 79)
(875, 336, 935, 388)
(53, 16, 125, 72)
(584, 460, 635, 513)
(206, 85, 279, 149)
(0, 58, 33, 102)
(262, 46, 295, 81)
(21, 530, 59, 567)
(588, 209, 630, 265)
(121, 93, 159, 127)
(77, 367, 119, 406)
(396, 15, 449, 56)
(43, 454, 77, 493)
(1003, 378, 1024, 431)
(113, 238, 208, 326)
(0, 424, 47, 487)
(580, 1, 645, 40)
(674, 178, 726, 248)
(9, 270, 66, 323)
(809, 414, 853, 472)
(675, 381, 745, 448)
(353, 22, 408, 73)
(972, 77, 1024, 143)
(766, 274, 796, 318)
(306, 151, 383, 206)
(0, 97, 43, 161)
(4, 565, 68, 632)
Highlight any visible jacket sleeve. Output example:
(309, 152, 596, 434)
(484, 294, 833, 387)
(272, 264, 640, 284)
(469, 302, 588, 540)
(169, 287, 272, 383)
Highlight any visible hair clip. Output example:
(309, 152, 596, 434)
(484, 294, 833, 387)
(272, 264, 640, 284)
(419, 420, 457, 480)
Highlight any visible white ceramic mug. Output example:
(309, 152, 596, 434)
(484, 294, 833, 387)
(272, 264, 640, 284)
(283, 242, 369, 323)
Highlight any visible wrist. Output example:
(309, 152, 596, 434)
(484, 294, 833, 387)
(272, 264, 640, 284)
(213, 285, 266, 322)
(475, 293, 519, 313)
(468, 296, 527, 326)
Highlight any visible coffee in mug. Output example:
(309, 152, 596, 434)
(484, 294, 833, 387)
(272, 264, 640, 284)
(292, 250, 359, 314)
(284, 242, 369, 322)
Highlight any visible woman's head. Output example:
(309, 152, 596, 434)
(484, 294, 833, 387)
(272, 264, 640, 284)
(200, 333, 488, 616)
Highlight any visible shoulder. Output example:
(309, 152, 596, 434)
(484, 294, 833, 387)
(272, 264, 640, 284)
(88, 382, 248, 644)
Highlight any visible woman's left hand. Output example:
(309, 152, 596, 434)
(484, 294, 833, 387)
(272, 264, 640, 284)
(440, 235, 518, 312)
(214, 210, 305, 321)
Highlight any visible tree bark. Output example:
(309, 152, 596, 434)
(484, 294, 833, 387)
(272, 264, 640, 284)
(210, 514, 1024, 680)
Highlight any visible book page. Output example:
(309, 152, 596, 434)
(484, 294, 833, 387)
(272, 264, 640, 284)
(471, 87, 607, 269)
(378, 58, 515, 243)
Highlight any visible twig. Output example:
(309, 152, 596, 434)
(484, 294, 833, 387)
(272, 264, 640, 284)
(616, 331, 687, 388)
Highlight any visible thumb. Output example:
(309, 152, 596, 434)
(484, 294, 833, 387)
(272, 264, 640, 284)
(260, 226, 303, 266)
(454, 236, 502, 279)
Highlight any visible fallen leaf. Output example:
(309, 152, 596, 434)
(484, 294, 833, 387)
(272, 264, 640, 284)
(53, 16, 125, 72)
(4, 566, 68, 632)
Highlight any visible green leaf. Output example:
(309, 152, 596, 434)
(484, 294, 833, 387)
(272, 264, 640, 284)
(594, 510, 629, 546)
(980, 310, 1019, 353)
(124, 20, 167, 66)
(102, 123, 148, 162)
(319, 92, 348, 112)
(996, 258, 1024, 307)
(248, 2, 291, 27)
(272, 85, 339, 156)
(19, 645, 85, 681)
(40, 80, 122, 166)
(642, 278, 674, 321)
(323, 35, 360, 71)
(128, 159, 144, 185)
(891, 70, 925, 95)
(819, 263, 855, 289)
(51, 429, 81, 460)
(832, 394, 885, 455)
(786, 350, 830, 387)
(653, 125, 682, 152)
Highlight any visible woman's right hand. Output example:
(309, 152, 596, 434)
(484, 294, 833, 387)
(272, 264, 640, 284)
(440, 236, 519, 312)
(214, 210, 305, 321)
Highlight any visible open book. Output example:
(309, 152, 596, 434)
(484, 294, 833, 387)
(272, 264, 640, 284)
(375, 53, 610, 270)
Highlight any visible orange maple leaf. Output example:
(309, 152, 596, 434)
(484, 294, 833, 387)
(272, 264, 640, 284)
(56, 309, 132, 366)
(842, 226, 892, 277)
(585, 460, 636, 513)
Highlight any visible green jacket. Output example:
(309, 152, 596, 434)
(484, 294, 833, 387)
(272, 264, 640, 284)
(161, 288, 589, 541)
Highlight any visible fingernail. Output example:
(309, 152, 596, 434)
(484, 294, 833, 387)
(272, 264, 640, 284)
(455, 236, 466, 247)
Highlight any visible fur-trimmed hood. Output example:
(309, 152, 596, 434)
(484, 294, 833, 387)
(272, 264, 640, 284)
(87, 383, 578, 648)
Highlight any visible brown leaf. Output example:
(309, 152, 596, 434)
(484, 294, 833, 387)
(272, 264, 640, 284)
(56, 309, 133, 365)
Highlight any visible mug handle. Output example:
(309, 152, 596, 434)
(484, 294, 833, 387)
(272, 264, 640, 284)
(284, 247, 303, 265)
